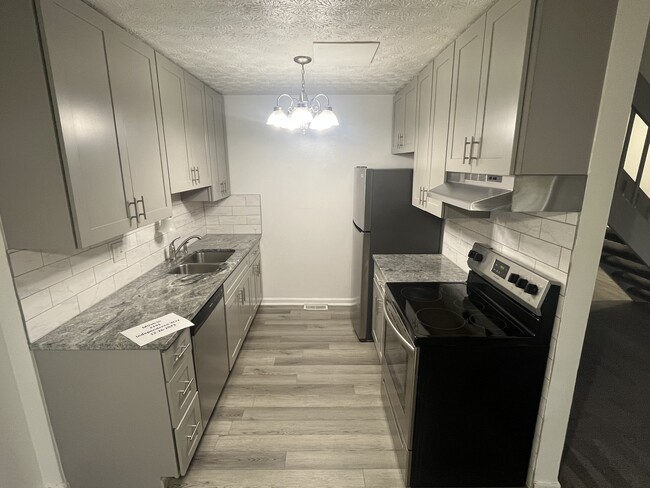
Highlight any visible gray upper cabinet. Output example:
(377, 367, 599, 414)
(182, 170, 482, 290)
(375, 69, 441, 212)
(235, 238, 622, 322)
(204, 86, 231, 200)
(446, 15, 486, 173)
(183, 72, 211, 189)
(156, 53, 193, 194)
(392, 78, 417, 154)
(412, 61, 434, 211)
(39, 0, 135, 245)
(473, 0, 533, 175)
(0, 0, 173, 250)
(105, 28, 173, 225)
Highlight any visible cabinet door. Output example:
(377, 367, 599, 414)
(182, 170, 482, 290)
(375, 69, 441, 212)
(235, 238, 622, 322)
(39, 0, 133, 246)
(392, 93, 405, 153)
(446, 15, 486, 173)
(254, 256, 263, 308)
(204, 86, 230, 200)
(105, 30, 172, 225)
(156, 53, 192, 193)
(242, 269, 254, 333)
(412, 62, 434, 211)
(184, 73, 211, 189)
(426, 43, 455, 218)
(402, 78, 418, 152)
(225, 289, 242, 370)
(474, 0, 533, 175)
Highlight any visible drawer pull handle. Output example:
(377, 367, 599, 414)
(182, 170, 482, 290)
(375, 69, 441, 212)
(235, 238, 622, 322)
(174, 342, 191, 363)
(186, 423, 200, 442)
(177, 378, 194, 398)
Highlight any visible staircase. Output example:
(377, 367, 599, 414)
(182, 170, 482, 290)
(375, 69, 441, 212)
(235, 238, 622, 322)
(600, 228, 650, 302)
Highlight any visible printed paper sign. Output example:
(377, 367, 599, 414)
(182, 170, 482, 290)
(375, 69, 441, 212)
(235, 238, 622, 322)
(120, 313, 194, 346)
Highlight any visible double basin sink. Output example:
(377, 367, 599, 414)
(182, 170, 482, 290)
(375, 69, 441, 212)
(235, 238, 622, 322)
(168, 250, 235, 275)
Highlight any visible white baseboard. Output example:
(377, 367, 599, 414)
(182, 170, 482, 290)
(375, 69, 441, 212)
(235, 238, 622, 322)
(534, 481, 561, 488)
(260, 297, 357, 307)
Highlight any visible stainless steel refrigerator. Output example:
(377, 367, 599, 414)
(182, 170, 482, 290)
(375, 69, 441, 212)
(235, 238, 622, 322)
(351, 166, 442, 341)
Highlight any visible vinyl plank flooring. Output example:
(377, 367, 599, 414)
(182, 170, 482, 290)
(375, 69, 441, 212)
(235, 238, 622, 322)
(168, 308, 397, 488)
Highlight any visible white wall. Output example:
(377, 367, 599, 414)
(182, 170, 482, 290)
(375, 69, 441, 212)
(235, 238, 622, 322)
(640, 22, 650, 81)
(224, 95, 411, 305)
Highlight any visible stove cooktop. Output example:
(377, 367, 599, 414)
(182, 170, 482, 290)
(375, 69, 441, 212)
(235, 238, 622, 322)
(386, 282, 535, 341)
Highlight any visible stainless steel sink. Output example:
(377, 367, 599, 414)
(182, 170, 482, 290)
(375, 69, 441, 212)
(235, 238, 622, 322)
(168, 263, 226, 275)
(180, 249, 235, 265)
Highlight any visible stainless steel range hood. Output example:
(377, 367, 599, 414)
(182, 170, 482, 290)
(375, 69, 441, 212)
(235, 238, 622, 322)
(428, 173, 586, 213)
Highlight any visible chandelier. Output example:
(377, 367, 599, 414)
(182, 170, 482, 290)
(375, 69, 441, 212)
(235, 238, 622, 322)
(266, 56, 339, 133)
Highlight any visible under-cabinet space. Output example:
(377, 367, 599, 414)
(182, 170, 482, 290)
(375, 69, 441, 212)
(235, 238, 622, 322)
(0, 0, 171, 250)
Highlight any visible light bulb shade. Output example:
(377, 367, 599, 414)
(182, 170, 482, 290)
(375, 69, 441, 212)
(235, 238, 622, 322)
(266, 107, 287, 127)
(289, 104, 314, 126)
(310, 107, 339, 131)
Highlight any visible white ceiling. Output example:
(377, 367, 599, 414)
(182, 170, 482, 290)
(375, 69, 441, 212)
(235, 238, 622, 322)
(86, 0, 496, 95)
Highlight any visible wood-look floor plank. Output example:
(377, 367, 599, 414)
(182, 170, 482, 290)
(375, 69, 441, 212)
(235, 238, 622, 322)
(191, 450, 287, 470)
(251, 393, 383, 408)
(225, 384, 356, 396)
(285, 450, 399, 470)
(213, 407, 244, 420)
(169, 469, 365, 488)
(240, 407, 386, 421)
(296, 373, 381, 385)
(241, 342, 331, 350)
(225, 374, 298, 386)
(203, 420, 232, 435)
(242, 365, 381, 376)
(362, 469, 405, 488)
(228, 420, 390, 436)
(215, 434, 394, 451)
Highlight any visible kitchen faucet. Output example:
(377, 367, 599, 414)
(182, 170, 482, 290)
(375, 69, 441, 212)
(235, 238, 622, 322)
(168, 235, 202, 261)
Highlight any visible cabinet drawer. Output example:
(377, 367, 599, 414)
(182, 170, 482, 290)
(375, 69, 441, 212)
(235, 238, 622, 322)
(162, 330, 192, 381)
(175, 391, 203, 476)
(166, 351, 197, 427)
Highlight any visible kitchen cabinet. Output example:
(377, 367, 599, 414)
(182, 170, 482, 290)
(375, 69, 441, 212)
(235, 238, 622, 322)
(372, 270, 386, 362)
(34, 330, 203, 488)
(412, 61, 434, 211)
(183, 72, 211, 189)
(392, 77, 417, 154)
(224, 244, 262, 369)
(0, 0, 172, 250)
(204, 86, 231, 200)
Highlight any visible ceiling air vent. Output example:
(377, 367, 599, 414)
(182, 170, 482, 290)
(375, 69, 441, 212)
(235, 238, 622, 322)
(312, 42, 380, 66)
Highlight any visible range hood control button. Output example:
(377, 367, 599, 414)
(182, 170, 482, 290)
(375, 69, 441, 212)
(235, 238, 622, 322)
(516, 278, 529, 289)
(508, 273, 520, 284)
(524, 284, 539, 295)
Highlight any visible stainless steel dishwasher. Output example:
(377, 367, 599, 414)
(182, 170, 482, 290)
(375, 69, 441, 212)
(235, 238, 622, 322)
(190, 286, 229, 426)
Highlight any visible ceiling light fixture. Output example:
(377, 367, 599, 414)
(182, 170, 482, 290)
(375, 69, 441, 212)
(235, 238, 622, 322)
(266, 56, 339, 133)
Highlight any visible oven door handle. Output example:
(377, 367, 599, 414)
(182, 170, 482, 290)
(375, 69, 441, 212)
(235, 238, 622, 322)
(384, 302, 415, 352)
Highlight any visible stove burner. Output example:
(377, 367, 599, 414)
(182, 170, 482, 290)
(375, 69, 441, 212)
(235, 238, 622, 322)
(416, 308, 466, 330)
(469, 314, 508, 331)
(453, 298, 485, 312)
(402, 286, 442, 302)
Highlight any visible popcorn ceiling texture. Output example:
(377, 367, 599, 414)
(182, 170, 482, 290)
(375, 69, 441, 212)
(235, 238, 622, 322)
(8, 194, 261, 342)
(84, 0, 497, 94)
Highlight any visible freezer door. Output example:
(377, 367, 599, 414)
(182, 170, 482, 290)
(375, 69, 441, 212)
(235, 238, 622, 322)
(353, 166, 371, 231)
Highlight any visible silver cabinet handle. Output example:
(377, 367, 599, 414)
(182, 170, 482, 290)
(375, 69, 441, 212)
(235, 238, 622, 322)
(196, 167, 200, 183)
(463, 136, 470, 164)
(186, 423, 200, 442)
(242, 288, 246, 304)
(190, 167, 195, 183)
(127, 198, 139, 224)
(469, 136, 479, 164)
(177, 377, 194, 398)
(136, 195, 147, 220)
(174, 342, 191, 363)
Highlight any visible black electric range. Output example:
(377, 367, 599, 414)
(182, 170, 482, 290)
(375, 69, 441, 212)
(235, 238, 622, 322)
(381, 243, 560, 488)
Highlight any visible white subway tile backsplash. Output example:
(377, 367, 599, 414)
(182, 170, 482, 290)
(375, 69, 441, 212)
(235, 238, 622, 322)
(540, 219, 576, 249)
(492, 224, 520, 250)
(504, 213, 542, 237)
(12, 194, 260, 342)
(218, 215, 247, 225)
(559, 248, 571, 273)
(14, 259, 72, 299)
(49, 269, 96, 305)
(20, 289, 53, 321)
(565, 213, 579, 225)
(9, 250, 44, 276)
(26, 297, 80, 342)
(518, 235, 561, 267)
(70, 245, 111, 275)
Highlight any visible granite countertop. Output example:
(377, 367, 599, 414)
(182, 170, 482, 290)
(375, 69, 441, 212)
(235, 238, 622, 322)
(373, 254, 468, 283)
(31, 234, 261, 352)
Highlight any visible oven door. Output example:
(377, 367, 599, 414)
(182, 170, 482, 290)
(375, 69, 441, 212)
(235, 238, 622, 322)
(382, 298, 418, 449)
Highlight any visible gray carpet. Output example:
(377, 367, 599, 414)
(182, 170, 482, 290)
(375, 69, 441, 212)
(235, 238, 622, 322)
(559, 301, 650, 487)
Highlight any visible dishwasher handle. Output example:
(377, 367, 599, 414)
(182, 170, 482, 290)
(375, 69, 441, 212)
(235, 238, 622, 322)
(190, 286, 224, 336)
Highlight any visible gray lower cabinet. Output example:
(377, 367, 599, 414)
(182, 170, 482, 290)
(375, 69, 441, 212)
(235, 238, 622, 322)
(34, 330, 203, 488)
(0, 0, 171, 250)
(224, 245, 262, 369)
(372, 271, 386, 362)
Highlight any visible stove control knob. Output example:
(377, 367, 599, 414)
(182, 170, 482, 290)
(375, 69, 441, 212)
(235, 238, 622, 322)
(508, 273, 520, 284)
(525, 283, 539, 295)
(516, 278, 529, 289)
(468, 250, 484, 262)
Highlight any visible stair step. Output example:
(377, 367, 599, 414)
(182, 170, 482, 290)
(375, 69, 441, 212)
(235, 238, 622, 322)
(600, 255, 650, 280)
(627, 287, 650, 302)
(609, 270, 650, 288)
(601, 240, 643, 263)
(604, 227, 626, 245)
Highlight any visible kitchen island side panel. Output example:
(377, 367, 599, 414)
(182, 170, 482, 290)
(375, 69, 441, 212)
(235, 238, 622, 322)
(34, 349, 178, 488)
